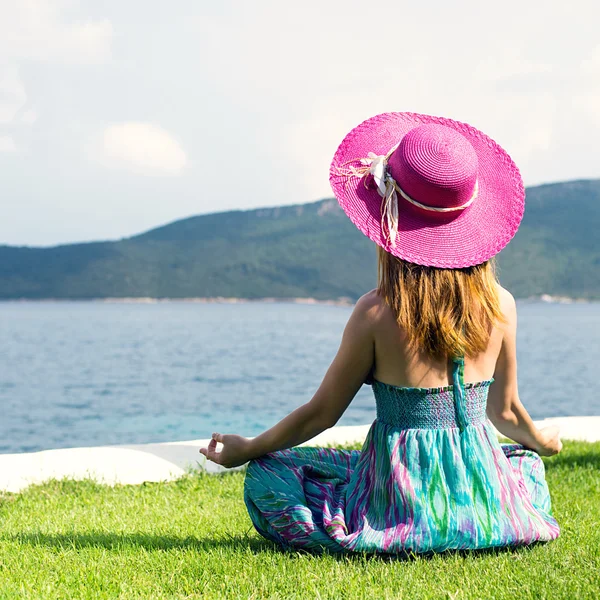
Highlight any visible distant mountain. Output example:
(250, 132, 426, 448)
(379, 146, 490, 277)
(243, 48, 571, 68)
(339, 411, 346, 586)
(494, 180, 600, 299)
(1, 179, 599, 301)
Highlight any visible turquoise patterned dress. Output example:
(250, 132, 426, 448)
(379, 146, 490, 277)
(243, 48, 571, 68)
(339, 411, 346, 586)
(243, 356, 560, 554)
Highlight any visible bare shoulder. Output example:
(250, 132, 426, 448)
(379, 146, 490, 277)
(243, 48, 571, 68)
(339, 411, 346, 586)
(496, 283, 516, 307)
(495, 283, 517, 328)
(353, 289, 388, 319)
(348, 289, 393, 340)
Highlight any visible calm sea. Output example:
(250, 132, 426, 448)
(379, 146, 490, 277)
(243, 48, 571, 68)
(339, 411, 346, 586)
(1, 300, 599, 455)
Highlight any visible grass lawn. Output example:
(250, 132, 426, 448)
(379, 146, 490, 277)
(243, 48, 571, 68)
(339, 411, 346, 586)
(0, 439, 599, 599)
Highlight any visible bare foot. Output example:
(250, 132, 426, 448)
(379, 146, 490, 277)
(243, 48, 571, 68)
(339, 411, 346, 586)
(535, 425, 563, 456)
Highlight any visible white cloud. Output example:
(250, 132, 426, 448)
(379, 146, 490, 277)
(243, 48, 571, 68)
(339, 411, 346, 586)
(189, 3, 587, 194)
(0, 136, 17, 153)
(281, 112, 362, 201)
(0, 1, 113, 64)
(0, 1, 113, 151)
(580, 45, 600, 76)
(572, 92, 600, 128)
(575, 46, 600, 127)
(474, 48, 553, 82)
(20, 109, 38, 124)
(93, 122, 188, 176)
(0, 64, 28, 124)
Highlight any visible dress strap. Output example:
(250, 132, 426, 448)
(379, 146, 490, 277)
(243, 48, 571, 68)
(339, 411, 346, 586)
(451, 355, 469, 432)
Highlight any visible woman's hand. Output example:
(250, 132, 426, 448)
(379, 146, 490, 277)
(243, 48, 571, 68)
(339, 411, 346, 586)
(534, 425, 563, 457)
(199, 433, 253, 468)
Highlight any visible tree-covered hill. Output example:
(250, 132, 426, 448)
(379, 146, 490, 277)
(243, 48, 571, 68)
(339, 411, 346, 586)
(494, 179, 600, 299)
(0, 179, 598, 301)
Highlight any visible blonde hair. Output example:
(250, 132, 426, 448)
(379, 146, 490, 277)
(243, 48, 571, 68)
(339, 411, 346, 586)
(376, 246, 507, 360)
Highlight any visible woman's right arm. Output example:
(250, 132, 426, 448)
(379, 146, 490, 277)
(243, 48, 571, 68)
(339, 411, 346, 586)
(486, 289, 562, 456)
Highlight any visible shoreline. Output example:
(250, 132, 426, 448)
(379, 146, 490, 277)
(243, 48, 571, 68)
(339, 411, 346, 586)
(0, 294, 596, 305)
(1, 416, 599, 494)
(0, 296, 355, 306)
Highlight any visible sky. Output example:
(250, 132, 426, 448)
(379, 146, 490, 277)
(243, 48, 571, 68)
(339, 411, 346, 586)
(0, 0, 598, 247)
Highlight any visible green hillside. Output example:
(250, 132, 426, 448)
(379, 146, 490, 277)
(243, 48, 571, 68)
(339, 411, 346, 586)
(495, 180, 600, 298)
(0, 179, 599, 301)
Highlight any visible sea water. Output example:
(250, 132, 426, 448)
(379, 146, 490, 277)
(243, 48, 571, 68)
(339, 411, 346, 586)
(1, 300, 598, 454)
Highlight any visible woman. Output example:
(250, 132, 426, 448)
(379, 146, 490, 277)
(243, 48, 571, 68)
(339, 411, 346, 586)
(200, 112, 562, 554)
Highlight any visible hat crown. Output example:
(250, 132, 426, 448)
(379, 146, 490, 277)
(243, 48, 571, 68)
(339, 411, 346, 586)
(388, 124, 479, 210)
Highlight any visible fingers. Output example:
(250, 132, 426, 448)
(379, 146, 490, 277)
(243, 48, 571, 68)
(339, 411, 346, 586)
(198, 435, 223, 465)
(199, 448, 222, 465)
(199, 443, 215, 457)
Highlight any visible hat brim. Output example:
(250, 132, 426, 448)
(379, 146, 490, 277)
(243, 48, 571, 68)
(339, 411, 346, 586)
(329, 112, 525, 268)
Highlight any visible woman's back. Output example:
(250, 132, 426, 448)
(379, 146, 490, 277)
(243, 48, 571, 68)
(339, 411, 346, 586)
(365, 284, 508, 389)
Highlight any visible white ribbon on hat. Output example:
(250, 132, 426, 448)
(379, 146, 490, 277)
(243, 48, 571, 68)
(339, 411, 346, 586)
(356, 147, 479, 247)
(359, 150, 400, 245)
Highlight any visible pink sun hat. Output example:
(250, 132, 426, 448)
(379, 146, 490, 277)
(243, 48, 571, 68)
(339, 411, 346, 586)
(329, 112, 525, 268)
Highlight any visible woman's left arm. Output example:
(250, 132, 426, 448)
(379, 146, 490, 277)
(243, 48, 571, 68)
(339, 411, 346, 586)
(200, 292, 377, 468)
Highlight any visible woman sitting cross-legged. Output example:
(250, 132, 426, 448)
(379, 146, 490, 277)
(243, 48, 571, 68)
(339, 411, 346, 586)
(200, 112, 562, 555)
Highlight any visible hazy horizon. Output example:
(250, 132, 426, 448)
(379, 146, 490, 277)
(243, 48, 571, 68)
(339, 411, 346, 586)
(0, 177, 596, 249)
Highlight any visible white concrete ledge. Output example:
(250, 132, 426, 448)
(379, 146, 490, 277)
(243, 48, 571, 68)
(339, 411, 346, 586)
(1, 416, 598, 494)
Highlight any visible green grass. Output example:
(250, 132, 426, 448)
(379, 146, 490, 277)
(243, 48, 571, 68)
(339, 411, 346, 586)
(1, 440, 599, 599)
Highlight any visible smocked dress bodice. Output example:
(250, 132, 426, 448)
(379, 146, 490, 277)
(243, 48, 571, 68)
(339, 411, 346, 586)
(369, 357, 493, 431)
